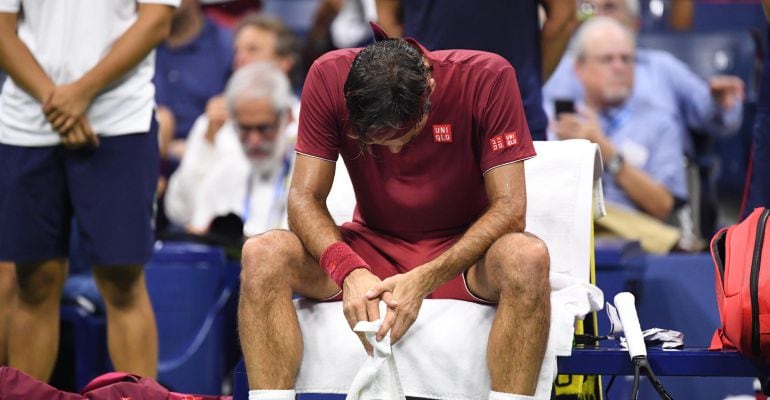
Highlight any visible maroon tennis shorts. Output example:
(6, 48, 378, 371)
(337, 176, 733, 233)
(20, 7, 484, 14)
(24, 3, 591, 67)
(336, 221, 494, 304)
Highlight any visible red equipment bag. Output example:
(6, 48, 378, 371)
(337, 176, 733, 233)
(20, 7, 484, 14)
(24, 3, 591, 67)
(0, 366, 231, 400)
(710, 207, 770, 361)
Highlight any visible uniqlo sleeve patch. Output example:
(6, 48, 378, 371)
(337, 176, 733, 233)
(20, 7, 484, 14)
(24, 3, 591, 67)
(432, 124, 453, 143)
(489, 131, 518, 152)
(489, 135, 505, 151)
(503, 131, 518, 147)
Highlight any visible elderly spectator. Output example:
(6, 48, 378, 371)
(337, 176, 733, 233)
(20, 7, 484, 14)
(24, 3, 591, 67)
(165, 62, 295, 237)
(545, 0, 745, 156)
(201, 13, 300, 152)
(551, 17, 687, 221)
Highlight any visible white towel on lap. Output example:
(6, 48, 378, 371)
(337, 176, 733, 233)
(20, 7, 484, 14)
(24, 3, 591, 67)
(295, 277, 603, 400)
(294, 140, 605, 399)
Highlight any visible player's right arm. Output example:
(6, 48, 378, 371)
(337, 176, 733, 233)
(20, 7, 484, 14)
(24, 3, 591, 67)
(289, 150, 389, 355)
(287, 154, 342, 256)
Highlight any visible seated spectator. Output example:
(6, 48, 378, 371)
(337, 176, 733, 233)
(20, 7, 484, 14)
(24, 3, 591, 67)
(545, 0, 745, 157)
(201, 13, 301, 152)
(154, 0, 234, 160)
(550, 17, 687, 221)
(164, 62, 294, 237)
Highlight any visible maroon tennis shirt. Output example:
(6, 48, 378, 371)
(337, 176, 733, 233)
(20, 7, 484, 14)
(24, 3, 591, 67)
(296, 39, 535, 243)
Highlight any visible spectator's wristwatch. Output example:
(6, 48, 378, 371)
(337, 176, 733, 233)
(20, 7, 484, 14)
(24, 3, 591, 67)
(606, 153, 625, 175)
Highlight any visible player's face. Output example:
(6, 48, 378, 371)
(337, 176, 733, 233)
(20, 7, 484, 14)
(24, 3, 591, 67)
(370, 113, 429, 149)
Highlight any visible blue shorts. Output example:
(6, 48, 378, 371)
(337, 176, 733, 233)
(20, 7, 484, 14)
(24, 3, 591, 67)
(0, 119, 159, 266)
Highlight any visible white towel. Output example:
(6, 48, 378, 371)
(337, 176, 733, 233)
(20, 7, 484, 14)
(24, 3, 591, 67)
(294, 274, 604, 400)
(345, 303, 406, 400)
(550, 273, 605, 357)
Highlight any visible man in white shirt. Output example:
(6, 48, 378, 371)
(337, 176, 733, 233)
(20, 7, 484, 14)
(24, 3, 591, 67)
(0, 0, 178, 381)
(165, 62, 295, 237)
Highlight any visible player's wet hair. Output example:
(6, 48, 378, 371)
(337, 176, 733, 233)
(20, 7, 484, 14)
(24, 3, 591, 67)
(344, 39, 432, 146)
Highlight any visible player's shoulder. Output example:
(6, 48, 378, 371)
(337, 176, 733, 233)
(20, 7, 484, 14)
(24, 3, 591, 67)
(313, 48, 360, 69)
(432, 49, 514, 74)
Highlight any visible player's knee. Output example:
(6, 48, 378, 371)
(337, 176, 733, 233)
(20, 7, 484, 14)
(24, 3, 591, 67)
(241, 230, 298, 293)
(490, 233, 550, 295)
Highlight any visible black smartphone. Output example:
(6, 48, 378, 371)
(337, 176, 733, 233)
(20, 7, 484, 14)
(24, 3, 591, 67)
(554, 99, 576, 116)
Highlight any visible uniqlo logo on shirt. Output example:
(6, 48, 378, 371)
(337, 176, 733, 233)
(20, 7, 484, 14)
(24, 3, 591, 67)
(490, 131, 518, 152)
(504, 131, 518, 146)
(432, 124, 453, 143)
(489, 136, 505, 151)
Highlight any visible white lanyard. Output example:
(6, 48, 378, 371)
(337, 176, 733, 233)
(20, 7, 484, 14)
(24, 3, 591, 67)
(242, 153, 292, 230)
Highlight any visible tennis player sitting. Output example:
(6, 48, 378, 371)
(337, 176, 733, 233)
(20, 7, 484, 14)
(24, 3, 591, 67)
(238, 25, 550, 400)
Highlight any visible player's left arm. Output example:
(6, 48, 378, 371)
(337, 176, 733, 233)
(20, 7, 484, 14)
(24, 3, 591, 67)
(367, 162, 525, 343)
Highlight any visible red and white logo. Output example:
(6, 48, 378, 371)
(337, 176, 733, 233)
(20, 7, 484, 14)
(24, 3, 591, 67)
(432, 124, 453, 143)
(489, 131, 518, 152)
(503, 131, 518, 147)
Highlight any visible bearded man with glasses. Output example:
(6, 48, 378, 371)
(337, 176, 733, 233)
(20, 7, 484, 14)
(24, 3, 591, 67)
(165, 61, 296, 237)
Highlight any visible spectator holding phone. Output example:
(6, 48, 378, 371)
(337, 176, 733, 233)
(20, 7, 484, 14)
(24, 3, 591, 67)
(545, 0, 744, 157)
(550, 17, 687, 221)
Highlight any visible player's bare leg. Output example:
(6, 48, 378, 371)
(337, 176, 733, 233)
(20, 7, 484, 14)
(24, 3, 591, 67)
(239, 230, 339, 388)
(467, 232, 550, 395)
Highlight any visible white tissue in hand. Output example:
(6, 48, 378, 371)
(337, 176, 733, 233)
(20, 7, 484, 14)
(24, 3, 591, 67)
(346, 303, 406, 400)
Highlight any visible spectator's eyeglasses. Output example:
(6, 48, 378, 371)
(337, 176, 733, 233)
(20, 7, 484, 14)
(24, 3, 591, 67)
(588, 53, 635, 66)
(237, 123, 278, 137)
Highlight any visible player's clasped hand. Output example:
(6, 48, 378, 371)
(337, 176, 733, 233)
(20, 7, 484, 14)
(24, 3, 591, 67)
(366, 269, 429, 345)
(343, 269, 389, 356)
